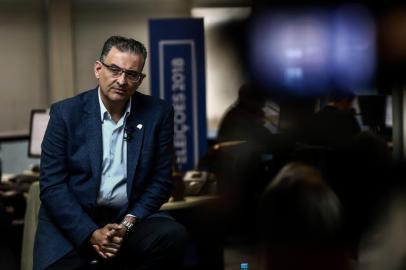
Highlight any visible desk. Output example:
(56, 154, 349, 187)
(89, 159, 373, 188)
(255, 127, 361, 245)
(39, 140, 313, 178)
(1, 173, 16, 183)
(1, 172, 39, 186)
(2, 171, 39, 183)
(22, 182, 219, 215)
(160, 195, 219, 211)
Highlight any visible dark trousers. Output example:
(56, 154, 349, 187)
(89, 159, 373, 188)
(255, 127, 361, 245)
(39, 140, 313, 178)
(45, 217, 188, 270)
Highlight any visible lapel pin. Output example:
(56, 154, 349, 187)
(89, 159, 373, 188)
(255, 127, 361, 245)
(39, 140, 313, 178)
(136, 124, 143, 130)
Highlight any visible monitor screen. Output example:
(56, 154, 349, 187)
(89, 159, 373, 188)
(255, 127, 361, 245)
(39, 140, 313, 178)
(28, 109, 50, 157)
(385, 95, 393, 128)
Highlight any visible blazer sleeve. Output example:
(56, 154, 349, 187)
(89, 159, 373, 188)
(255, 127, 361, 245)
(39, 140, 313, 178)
(39, 104, 98, 247)
(128, 106, 174, 219)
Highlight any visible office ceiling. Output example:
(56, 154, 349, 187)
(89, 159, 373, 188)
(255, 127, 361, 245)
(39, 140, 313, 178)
(71, 0, 251, 6)
(0, 0, 251, 4)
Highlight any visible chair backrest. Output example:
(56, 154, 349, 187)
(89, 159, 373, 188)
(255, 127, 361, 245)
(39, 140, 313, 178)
(20, 181, 40, 270)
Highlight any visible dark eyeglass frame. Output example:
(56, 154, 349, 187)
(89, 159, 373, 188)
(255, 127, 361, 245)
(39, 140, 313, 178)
(100, 61, 145, 83)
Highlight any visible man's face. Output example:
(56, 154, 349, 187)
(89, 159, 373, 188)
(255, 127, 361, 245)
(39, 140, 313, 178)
(336, 99, 354, 111)
(94, 46, 145, 107)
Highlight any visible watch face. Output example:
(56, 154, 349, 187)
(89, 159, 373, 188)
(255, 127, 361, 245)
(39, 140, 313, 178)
(122, 220, 134, 231)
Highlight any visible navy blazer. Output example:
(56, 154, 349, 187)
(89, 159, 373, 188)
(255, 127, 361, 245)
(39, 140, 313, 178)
(33, 88, 174, 270)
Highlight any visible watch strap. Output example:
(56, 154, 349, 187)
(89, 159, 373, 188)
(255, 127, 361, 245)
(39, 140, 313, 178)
(121, 216, 137, 233)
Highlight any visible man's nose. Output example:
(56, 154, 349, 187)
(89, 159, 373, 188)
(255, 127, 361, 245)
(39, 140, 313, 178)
(116, 72, 127, 85)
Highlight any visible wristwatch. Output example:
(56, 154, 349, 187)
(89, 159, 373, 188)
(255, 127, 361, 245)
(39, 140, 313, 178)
(121, 215, 137, 233)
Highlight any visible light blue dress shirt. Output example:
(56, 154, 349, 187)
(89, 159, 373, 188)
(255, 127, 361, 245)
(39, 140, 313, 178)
(97, 90, 131, 208)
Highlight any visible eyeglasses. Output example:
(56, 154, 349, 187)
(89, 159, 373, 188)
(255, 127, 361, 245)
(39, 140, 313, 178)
(100, 61, 145, 83)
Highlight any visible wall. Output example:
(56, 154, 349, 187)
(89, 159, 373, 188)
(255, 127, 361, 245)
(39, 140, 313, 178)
(0, 1, 48, 135)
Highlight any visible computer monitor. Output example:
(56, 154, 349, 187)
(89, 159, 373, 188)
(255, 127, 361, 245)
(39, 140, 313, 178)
(358, 95, 386, 129)
(28, 109, 50, 158)
(357, 95, 393, 142)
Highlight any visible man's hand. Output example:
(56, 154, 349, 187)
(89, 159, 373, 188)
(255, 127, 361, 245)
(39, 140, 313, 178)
(90, 223, 124, 259)
(112, 223, 127, 238)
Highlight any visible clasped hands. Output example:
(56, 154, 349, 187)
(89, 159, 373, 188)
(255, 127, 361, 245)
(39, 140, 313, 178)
(90, 223, 127, 259)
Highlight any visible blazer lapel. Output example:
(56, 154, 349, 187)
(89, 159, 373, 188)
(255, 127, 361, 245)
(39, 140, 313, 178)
(86, 115, 103, 189)
(126, 94, 145, 199)
(84, 89, 103, 196)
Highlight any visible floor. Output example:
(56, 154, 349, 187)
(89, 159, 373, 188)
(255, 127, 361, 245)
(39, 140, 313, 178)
(224, 243, 261, 270)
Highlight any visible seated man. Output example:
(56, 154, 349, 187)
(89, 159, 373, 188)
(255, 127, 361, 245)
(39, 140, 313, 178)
(34, 36, 187, 270)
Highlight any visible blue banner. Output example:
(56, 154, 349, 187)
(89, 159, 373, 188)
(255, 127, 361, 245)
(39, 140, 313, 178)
(149, 19, 207, 171)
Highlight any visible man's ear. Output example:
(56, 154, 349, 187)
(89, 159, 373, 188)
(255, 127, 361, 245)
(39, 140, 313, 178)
(94, 61, 102, 79)
(139, 75, 145, 84)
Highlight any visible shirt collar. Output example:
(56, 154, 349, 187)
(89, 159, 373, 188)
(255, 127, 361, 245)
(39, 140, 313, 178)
(98, 87, 132, 123)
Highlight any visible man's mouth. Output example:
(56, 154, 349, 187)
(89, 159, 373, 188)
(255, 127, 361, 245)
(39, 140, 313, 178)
(113, 88, 126, 94)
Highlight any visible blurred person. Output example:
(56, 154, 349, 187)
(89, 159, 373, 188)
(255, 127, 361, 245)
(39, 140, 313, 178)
(303, 89, 361, 148)
(292, 130, 394, 260)
(215, 83, 275, 240)
(33, 36, 187, 270)
(331, 131, 395, 260)
(258, 162, 353, 270)
(217, 83, 274, 143)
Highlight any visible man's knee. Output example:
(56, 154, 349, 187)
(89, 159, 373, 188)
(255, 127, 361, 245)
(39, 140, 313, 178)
(124, 218, 188, 254)
(120, 218, 188, 269)
(152, 219, 188, 252)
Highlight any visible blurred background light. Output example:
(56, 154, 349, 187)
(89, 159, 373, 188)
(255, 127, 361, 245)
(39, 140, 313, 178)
(332, 4, 376, 92)
(249, 4, 376, 98)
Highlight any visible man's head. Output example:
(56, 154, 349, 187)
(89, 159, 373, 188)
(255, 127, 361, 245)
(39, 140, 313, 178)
(259, 162, 342, 247)
(99, 36, 147, 68)
(95, 36, 147, 110)
(327, 89, 356, 112)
